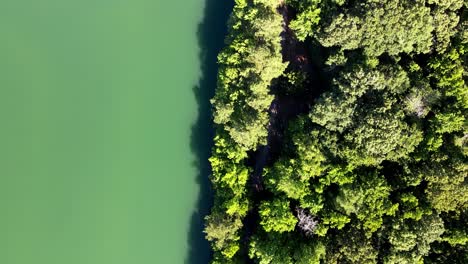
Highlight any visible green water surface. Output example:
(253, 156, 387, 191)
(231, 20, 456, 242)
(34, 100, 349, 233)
(0, 1, 209, 263)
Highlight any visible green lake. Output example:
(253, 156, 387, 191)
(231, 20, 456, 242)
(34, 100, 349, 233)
(0, 0, 230, 263)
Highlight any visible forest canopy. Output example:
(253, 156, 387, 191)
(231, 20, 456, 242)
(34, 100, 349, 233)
(205, 0, 468, 263)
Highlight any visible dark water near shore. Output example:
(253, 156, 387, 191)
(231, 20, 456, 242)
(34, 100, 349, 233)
(186, 0, 233, 263)
(0, 0, 230, 263)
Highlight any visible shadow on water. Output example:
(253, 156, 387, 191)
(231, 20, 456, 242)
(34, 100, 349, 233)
(186, 0, 233, 263)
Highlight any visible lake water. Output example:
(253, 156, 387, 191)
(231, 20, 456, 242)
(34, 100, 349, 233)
(0, 0, 230, 263)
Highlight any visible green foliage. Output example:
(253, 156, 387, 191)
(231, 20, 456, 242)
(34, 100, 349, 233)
(441, 211, 468, 246)
(205, 212, 243, 258)
(210, 134, 249, 188)
(336, 171, 398, 234)
(432, 7, 460, 52)
(310, 64, 423, 166)
(265, 126, 327, 200)
(309, 64, 408, 132)
(211, 0, 287, 150)
(428, 0, 465, 11)
(317, 211, 350, 235)
(454, 133, 468, 156)
(425, 242, 468, 264)
(209, 132, 251, 217)
(206, 0, 288, 260)
(208, 0, 468, 262)
(249, 233, 294, 264)
(265, 160, 312, 200)
(341, 111, 423, 166)
(325, 228, 379, 264)
(398, 193, 429, 220)
(428, 47, 467, 109)
(325, 49, 347, 67)
(430, 111, 465, 135)
(293, 241, 326, 264)
(314, 64, 411, 121)
(384, 214, 445, 263)
(282, 70, 308, 95)
(287, 0, 322, 41)
(316, 0, 434, 56)
(422, 157, 468, 212)
(249, 232, 326, 264)
(259, 198, 297, 233)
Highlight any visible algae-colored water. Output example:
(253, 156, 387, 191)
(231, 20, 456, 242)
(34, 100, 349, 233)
(0, 0, 227, 263)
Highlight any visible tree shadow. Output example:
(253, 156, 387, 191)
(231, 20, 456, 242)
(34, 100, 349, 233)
(185, 0, 233, 263)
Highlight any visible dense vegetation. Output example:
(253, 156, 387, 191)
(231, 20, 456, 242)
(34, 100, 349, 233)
(205, 0, 467, 263)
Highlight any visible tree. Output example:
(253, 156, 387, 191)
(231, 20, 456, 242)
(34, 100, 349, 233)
(287, 0, 322, 41)
(207, 0, 468, 262)
(259, 197, 298, 233)
(211, 0, 287, 150)
(428, 47, 467, 109)
(432, 7, 460, 52)
(397, 193, 429, 221)
(316, 0, 434, 56)
(441, 211, 468, 246)
(384, 214, 445, 264)
(209, 132, 251, 217)
(325, 227, 379, 264)
(341, 110, 423, 166)
(428, 0, 465, 11)
(249, 232, 294, 264)
(311, 64, 410, 130)
(265, 124, 327, 200)
(205, 212, 243, 258)
(426, 242, 468, 264)
(249, 232, 325, 264)
(422, 157, 468, 212)
(293, 240, 326, 264)
(310, 63, 423, 166)
(336, 171, 398, 234)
